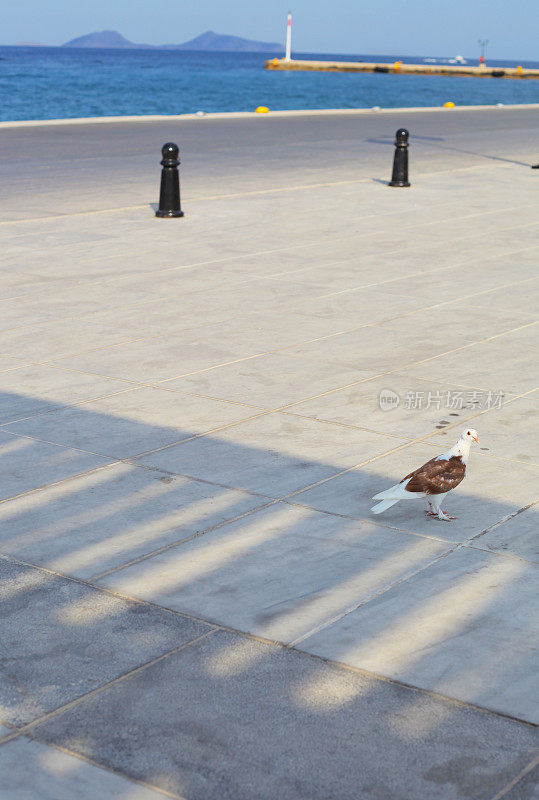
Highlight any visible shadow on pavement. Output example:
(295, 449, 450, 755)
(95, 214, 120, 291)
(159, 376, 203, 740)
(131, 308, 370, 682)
(0, 390, 536, 799)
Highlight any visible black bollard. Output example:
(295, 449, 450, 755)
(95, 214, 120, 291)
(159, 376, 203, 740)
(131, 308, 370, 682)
(388, 128, 411, 187)
(156, 142, 184, 217)
(532, 164, 539, 169)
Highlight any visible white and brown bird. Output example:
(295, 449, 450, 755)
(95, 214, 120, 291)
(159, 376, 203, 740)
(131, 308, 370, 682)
(371, 428, 479, 521)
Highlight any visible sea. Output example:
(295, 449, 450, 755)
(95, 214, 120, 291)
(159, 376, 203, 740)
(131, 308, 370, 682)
(1, 46, 538, 122)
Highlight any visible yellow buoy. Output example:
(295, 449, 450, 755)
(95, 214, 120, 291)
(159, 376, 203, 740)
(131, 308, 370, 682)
(255, 106, 269, 113)
(393, 60, 402, 71)
(517, 65, 523, 74)
(272, 58, 279, 66)
(443, 101, 455, 108)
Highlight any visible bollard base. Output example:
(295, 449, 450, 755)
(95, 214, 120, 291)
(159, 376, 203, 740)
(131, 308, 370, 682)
(388, 180, 411, 187)
(155, 209, 185, 217)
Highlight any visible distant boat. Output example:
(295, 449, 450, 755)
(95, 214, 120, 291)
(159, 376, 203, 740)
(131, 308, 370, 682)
(424, 55, 467, 65)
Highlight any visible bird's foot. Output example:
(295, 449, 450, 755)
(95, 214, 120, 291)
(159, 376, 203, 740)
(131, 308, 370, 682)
(437, 511, 457, 521)
(425, 510, 437, 517)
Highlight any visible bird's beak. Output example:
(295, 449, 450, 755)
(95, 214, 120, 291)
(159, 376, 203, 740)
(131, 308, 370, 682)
(473, 435, 479, 444)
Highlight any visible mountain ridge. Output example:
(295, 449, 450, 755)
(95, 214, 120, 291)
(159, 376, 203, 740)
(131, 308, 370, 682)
(62, 29, 282, 52)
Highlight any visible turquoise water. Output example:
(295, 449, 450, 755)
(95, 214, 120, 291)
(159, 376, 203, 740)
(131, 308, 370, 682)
(1, 46, 538, 121)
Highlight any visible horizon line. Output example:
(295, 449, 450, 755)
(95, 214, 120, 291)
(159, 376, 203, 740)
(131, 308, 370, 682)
(1, 42, 538, 63)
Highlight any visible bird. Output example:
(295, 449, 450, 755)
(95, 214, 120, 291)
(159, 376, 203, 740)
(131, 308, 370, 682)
(371, 428, 479, 521)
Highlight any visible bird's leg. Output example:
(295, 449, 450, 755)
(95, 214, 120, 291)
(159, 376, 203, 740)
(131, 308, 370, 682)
(437, 510, 457, 521)
(425, 499, 436, 516)
(431, 495, 457, 521)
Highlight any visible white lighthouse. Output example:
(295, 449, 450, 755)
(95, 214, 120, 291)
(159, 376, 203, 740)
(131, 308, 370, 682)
(285, 12, 292, 61)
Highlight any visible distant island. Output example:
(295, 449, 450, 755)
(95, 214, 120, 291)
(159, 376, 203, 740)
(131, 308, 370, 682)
(62, 30, 282, 53)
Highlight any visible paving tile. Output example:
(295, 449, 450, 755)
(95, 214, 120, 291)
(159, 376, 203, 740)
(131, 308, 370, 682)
(294, 442, 539, 542)
(99, 503, 449, 641)
(481, 225, 539, 251)
(103, 264, 254, 297)
(276, 285, 424, 327)
(282, 322, 471, 374)
(0, 463, 266, 579)
(366, 258, 539, 306)
(256, 248, 471, 289)
(0, 272, 76, 302)
(420, 207, 539, 236)
(0, 283, 157, 333)
(50, 333, 261, 383)
(5, 386, 257, 459)
(162, 353, 368, 409)
(0, 559, 210, 725)
(0, 357, 28, 373)
(79, 292, 237, 337)
(400, 324, 538, 396)
(0, 367, 130, 425)
(206, 276, 332, 312)
(134, 414, 396, 497)
(0, 319, 146, 363)
(473, 507, 538, 563)
(190, 248, 342, 280)
(0, 432, 112, 502)
(460, 277, 539, 316)
(0, 737, 168, 799)
(299, 546, 539, 723)
(377, 301, 536, 345)
(255, 256, 395, 287)
(32, 630, 539, 800)
(162, 307, 378, 358)
(501, 762, 539, 800)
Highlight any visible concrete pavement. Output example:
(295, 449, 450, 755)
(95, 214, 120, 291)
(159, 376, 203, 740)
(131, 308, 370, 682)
(0, 108, 537, 799)
(1, 105, 538, 219)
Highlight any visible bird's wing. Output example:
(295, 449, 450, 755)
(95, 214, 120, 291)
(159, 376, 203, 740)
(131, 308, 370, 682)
(401, 455, 466, 495)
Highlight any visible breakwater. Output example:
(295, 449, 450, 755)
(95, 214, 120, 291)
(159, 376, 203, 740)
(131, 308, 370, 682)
(265, 58, 539, 79)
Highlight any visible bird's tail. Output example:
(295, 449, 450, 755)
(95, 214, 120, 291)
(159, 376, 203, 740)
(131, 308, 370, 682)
(371, 479, 424, 515)
(372, 483, 403, 501)
(371, 498, 400, 514)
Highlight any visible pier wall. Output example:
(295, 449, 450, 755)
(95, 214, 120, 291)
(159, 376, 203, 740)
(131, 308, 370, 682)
(265, 59, 539, 79)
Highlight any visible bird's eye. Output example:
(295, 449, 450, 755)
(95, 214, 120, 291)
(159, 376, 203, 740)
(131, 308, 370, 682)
(467, 431, 470, 435)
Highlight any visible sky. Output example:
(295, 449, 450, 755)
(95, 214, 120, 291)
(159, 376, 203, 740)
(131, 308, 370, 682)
(2, 0, 538, 60)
